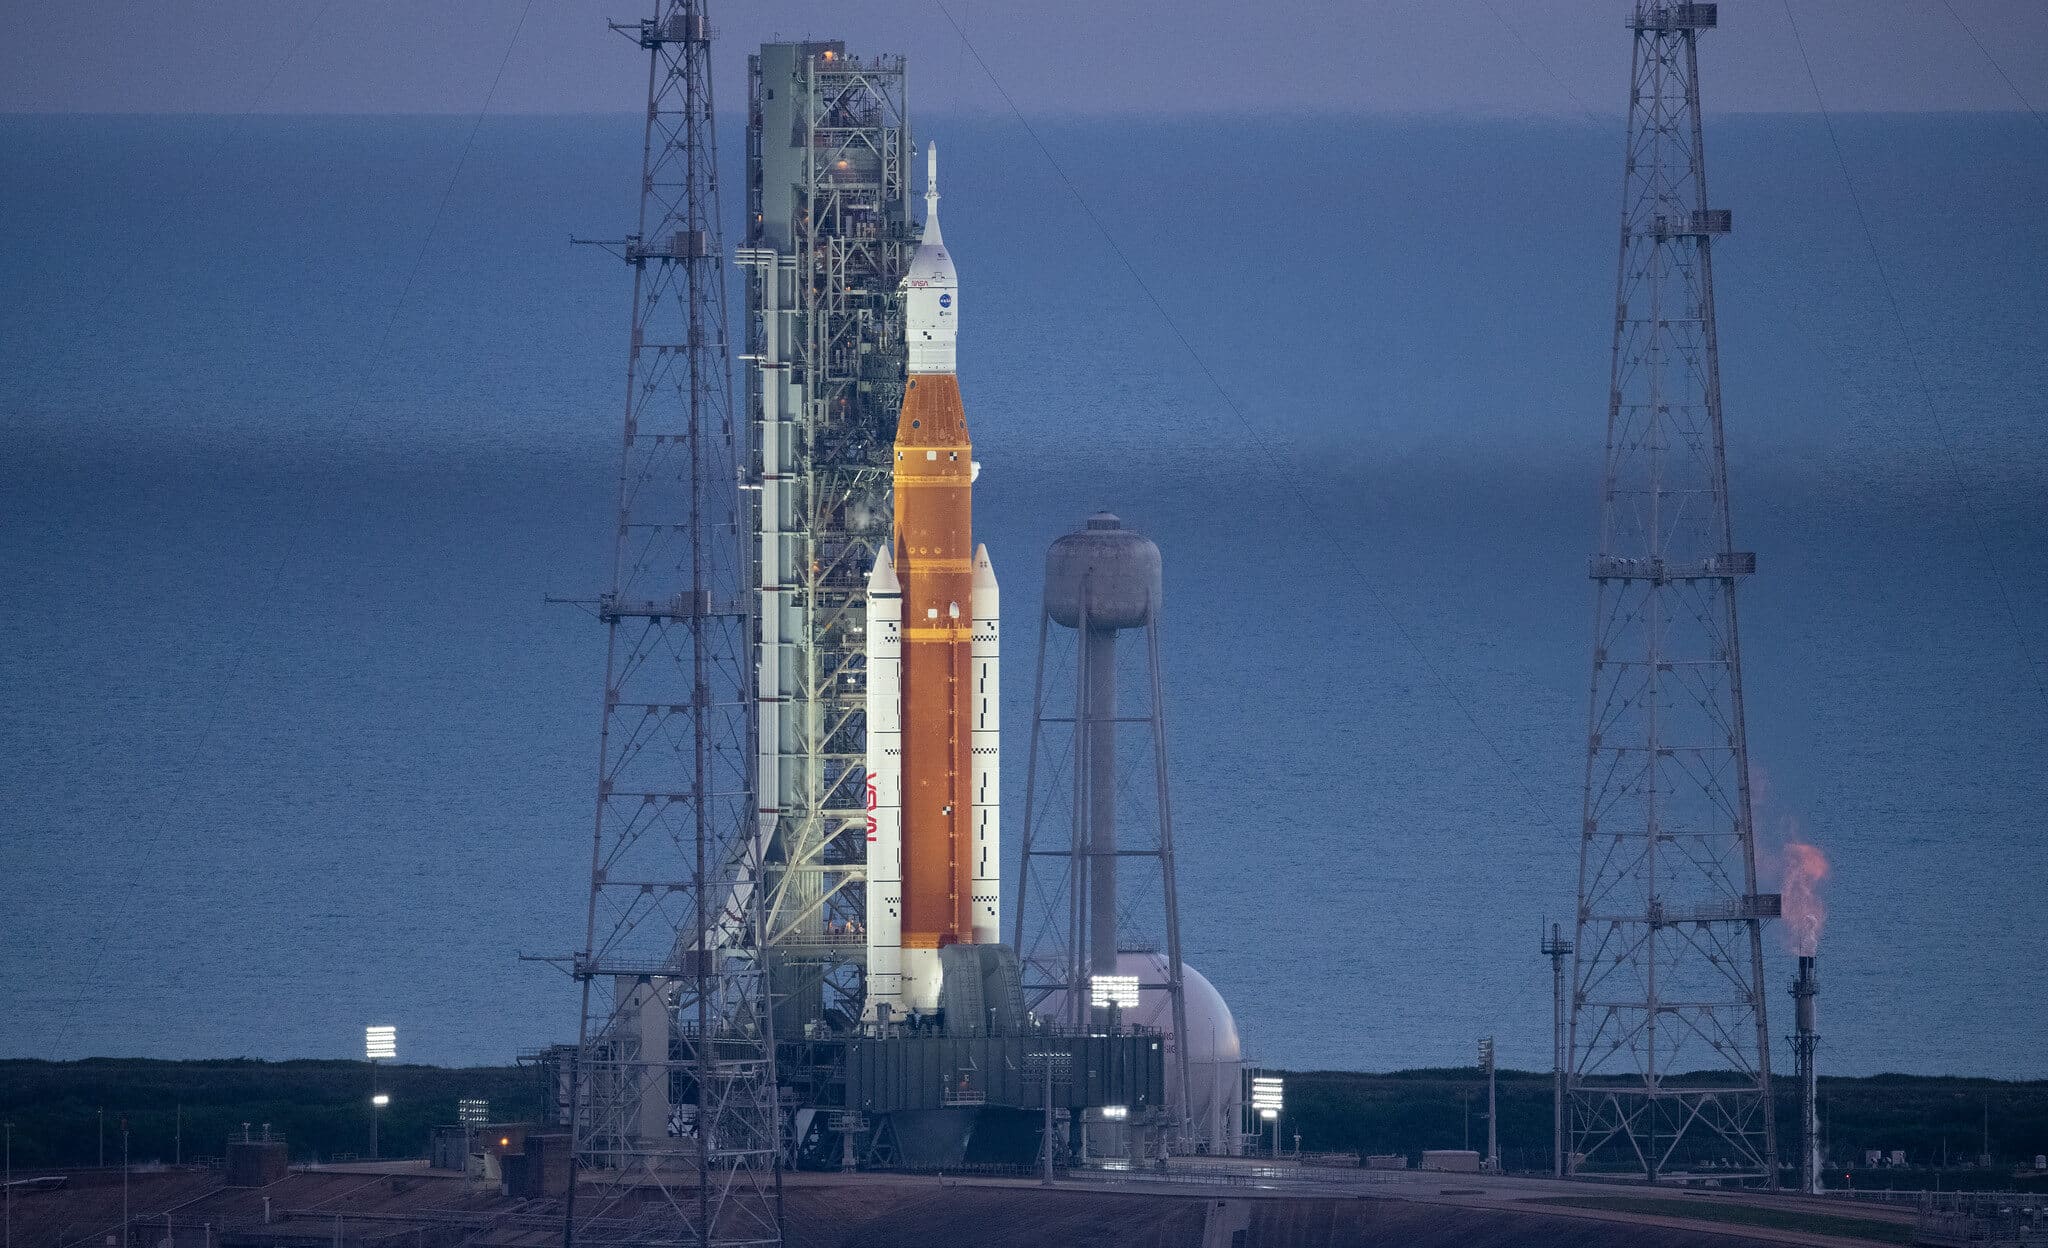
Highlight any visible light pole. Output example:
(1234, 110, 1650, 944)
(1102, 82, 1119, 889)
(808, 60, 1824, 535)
(7, 1119, 14, 1248)
(1043, 1059, 1057, 1185)
(1090, 975, 1139, 1035)
(1251, 1077, 1283, 1160)
(98, 1108, 104, 1168)
(1542, 923, 1572, 1178)
(1479, 1037, 1498, 1173)
(457, 1099, 488, 1163)
(1026, 1052, 1070, 1187)
(121, 1117, 130, 1248)
(365, 1026, 397, 1160)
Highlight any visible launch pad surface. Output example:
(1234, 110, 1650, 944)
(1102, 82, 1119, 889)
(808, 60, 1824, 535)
(4, 1163, 1908, 1248)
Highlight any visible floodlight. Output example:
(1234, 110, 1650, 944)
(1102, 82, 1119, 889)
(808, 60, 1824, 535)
(365, 1025, 398, 1061)
(1100, 1105, 1129, 1121)
(1089, 974, 1140, 1010)
(458, 1099, 489, 1127)
(371, 1094, 390, 1107)
(1259, 1108, 1278, 1121)
(1251, 1076, 1284, 1112)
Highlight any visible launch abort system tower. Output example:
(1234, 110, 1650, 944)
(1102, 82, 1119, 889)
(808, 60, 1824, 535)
(1567, 0, 1778, 1183)
(737, 43, 913, 1041)
(565, 4, 782, 1246)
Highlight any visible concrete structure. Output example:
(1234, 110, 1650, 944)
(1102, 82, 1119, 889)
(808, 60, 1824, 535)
(496, 1133, 570, 1199)
(223, 1141, 287, 1187)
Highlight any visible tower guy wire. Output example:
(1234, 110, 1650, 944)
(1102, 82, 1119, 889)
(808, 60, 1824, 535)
(1779, 0, 2048, 716)
(82, 0, 538, 987)
(929, 0, 1557, 828)
(1935, 0, 2048, 136)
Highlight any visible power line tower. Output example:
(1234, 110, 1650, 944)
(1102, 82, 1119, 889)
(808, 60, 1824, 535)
(564, 4, 783, 1246)
(1567, 1, 1777, 1184)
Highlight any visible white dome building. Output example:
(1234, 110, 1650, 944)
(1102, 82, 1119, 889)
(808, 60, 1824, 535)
(1043, 950, 1245, 1156)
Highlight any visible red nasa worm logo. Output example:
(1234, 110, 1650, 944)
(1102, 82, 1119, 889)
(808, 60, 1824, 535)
(866, 773, 879, 842)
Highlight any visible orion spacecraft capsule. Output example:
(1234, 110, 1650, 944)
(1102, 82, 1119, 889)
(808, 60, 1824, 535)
(865, 144, 999, 1020)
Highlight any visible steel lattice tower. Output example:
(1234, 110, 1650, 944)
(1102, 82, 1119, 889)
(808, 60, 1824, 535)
(565, 4, 783, 1246)
(738, 45, 912, 1046)
(1567, 1, 1777, 1183)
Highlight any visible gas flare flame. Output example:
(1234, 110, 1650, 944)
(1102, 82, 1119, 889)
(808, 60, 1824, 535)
(1780, 840, 1829, 957)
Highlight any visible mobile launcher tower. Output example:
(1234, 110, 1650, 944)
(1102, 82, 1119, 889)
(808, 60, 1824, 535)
(737, 41, 914, 1043)
(739, 50, 1161, 1170)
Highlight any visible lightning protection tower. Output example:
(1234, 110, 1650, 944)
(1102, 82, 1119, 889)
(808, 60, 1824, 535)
(736, 44, 912, 1054)
(1567, 1, 1777, 1183)
(565, 4, 783, 1247)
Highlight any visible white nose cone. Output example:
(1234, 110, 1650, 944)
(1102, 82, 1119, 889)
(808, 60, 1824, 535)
(903, 142, 957, 375)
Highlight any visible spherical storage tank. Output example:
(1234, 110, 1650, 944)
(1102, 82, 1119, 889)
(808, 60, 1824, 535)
(1044, 950, 1244, 1155)
(1044, 513, 1161, 630)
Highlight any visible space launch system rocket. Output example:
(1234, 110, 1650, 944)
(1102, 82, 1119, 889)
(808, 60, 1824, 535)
(865, 144, 999, 1020)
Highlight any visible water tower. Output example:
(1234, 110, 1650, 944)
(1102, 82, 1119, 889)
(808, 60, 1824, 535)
(1015, 514, 1242, 1155)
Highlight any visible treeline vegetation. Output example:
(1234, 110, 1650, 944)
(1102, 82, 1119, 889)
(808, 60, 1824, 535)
(0, 1059, 542, 1168)
(1283, 1067, 2048, 1188)
(5, 1059, 2046, 1189)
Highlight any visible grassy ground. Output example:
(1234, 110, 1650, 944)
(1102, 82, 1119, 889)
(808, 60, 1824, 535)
(1530, 1194, 1917, 1244)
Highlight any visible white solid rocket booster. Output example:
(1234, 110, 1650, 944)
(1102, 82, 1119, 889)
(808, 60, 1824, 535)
(864, 551, 904, 1017)
(970, 543, 1000, 945)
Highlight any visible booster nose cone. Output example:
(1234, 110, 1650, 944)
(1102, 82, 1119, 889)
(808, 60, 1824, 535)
(903, 142, 957, 374)
(868, 546, 901, 593)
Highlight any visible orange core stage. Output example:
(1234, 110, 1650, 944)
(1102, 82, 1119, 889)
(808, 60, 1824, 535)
(893, 372, 976, 950)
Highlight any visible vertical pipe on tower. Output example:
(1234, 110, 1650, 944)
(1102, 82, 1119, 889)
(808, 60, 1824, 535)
(1086, 618, 1118, 986)
(1792, 955, 1821, 1193)
(1067, 593, 1091, 1030)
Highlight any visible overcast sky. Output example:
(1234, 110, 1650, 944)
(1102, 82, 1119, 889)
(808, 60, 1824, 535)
(4, 1, 2043, 116)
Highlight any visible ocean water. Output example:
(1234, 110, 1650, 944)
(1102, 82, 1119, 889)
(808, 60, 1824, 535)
(2, 113, 2044, 1077)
